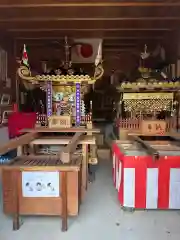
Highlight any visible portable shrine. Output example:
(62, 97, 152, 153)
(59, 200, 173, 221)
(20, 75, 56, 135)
(115, 46, 180, 139)
(17, 37, 104, 128)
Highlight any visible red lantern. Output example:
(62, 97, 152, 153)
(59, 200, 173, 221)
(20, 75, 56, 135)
(80, 44, 93, 58)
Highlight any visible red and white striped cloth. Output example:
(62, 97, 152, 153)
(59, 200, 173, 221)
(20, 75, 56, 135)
(112, 143, 180, 209)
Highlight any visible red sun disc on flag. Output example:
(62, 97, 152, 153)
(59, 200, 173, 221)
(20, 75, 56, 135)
(80, 44, 93, 58)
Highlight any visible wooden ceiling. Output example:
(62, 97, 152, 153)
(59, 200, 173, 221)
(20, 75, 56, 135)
(0, 1, 180, 53)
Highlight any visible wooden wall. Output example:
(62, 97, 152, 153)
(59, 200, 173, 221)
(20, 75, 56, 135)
(0, 34, 16, 98)
(0, 33, 16, 124)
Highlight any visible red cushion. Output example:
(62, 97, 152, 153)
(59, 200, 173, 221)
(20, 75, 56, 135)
(8, 112, 36, 137)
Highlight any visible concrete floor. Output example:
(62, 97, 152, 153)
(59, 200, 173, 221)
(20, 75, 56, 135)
(0, 159, 180, 240)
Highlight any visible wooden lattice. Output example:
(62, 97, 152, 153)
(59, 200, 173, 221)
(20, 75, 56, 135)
(10, 155, 80, 167)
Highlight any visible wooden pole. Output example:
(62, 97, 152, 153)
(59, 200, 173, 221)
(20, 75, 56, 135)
(61, 171, 68, 232)
(130, 135, 159, 160)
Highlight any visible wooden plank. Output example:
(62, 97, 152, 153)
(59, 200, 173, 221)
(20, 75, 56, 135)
(2, 155, 82, 171)
(30, 135, 96, 145)
(0, 132, 39, 155)
(2, 17, 180, 22)
(4, 20, 178, 30)
(9, 28, 171, 32)
(60, 133, 83, 163)
(129, 132, 180, 138)
(61, 171, 68, 232)
(82, 144, 88, 195)
(21, 127, 100, 133)
(16, 36, 163, 41)
(0, 5, 179, 21)
(130, 135, 159, 160)
(12, 170, 20, 231)
(1, 2, 180, 8)
(12, 30, 167, 39)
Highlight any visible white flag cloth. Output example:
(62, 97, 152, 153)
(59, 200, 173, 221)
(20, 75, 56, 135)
(72, 38, 102, 63)
(95, 40, 102, 66)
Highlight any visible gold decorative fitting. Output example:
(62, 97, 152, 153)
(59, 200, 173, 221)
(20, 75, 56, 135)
(17, 65, 102, 84)
(123, 92, 173, 100)
(118, 81, 180, 90)
(36, 74, 91, 82)
(138, 67, 151, 73)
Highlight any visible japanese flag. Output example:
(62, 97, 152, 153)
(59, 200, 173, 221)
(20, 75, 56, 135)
(72, 38, 102, 63)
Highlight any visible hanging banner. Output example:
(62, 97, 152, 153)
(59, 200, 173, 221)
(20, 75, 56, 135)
(46, 81, 52, 117)
(75, 83, 81, 125)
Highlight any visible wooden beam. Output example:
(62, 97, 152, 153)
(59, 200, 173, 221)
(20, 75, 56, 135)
(60, 132, 83, 163)
(15, 40, 163, 53)
(20, 127, 100, 133)
(11, 30, 168, 39)
(0, 6, 179, 19)
(3, 20, 179, 30)
(1, 17, 180, 22)
(16, 43, 137, 49)
(16, 45, 138, 53)
(8, 28, 171, 32)
(1, 2, 180, 8)
(104, 48, 136, 52)
(15, 36, 164, 41)
(15, 38, 163, 53)
(24, 43, 138, 47)
(130, 135, 159, 160)
(30, 136, 96, 145)
(105, 43, 136, 47)
(0, 132, 39, 155)
(103, 39, 162, 45)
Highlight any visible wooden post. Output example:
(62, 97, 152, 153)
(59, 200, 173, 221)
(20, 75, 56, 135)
(82, 144, 88, 194)
(60, 132, 83, 163)
(29, 143, 36, 154)
(130, 135, 159, 161)
(61, 171, 68, 232)
(13, 171, 20, 230)
(87, 122, 98, 164)
(0, 132, 39, 156)
(17, 146, 23, 157)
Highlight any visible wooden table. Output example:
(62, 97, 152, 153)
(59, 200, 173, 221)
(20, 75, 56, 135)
(29, 135, 96, 199)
